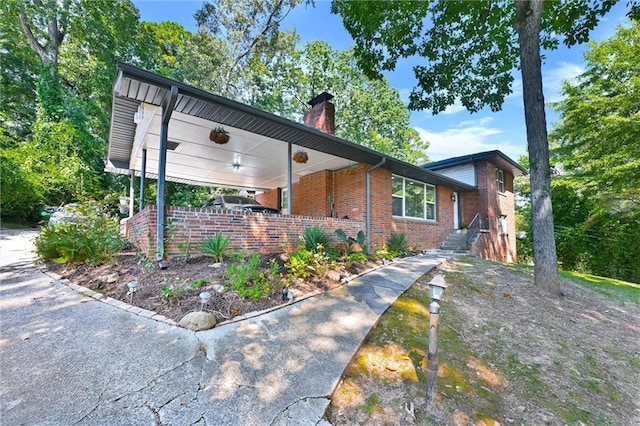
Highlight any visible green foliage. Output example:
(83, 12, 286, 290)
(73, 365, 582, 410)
(285, 248, 332, 279)
(202, 233, 231, 262)
(35, 203, 125, 265)
(332, 0, 616, 113)
(386, 232, 407, 256)
(189, 278, 210, 289)
(224, 252, 276, 301)
(335, 229, 366, 254)
(373, 245, 395, 261)
(0, 153, 41, 221)
(160, 284, 187, 303)
(551, 21, 640, 203)
(302, 226, 333, 253)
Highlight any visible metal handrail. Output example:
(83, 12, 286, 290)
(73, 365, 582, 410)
(466, 213, 481, 247)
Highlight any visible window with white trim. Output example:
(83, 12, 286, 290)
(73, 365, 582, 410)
(280, 188, 288, 212)
(496, 168, 505, 193)
(392, 175, 436, 220)
(499, 215, 508, 235)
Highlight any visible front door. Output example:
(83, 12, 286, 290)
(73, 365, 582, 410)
(453, 192, 460, 229)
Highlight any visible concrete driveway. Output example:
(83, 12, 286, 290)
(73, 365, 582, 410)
(0, 228, 448, 425)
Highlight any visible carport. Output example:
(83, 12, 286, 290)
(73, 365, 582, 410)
(107, 63, 473, 259)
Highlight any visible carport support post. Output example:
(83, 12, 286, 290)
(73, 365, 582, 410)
(156, 86, 178, 261)
(287, 142, 292, 215)
(139, 148, 147, 212)
(426, 300, 440, 413)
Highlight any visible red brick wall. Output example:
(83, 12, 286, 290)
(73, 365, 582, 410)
(125, 206, 155, 256)
(126, 205, 364, 258)
(292, 170, 333, 217)
(255, 189, 279, 210)
(385, 185, 455, 251)
(464, 160, 517, 262)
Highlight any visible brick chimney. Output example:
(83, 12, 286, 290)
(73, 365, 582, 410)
(303, 92, 335, 135)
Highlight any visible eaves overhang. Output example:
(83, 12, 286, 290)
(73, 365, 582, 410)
(108, 63, 475, 192)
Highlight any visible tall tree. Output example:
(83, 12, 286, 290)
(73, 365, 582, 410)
(2, 0, 142, 211)
(549, 21, 640, 283)
(551, 21, 640, 204)
(331, 0, 623, 296)
(194, 0, 308, 99)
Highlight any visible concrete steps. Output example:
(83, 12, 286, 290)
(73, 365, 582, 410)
(440, 229, 470, 251)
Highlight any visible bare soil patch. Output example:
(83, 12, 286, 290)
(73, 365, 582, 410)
(45, 250, 384, 324)
(327, 256, 640, 425)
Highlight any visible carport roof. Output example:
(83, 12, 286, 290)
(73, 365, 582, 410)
(107, 63, 475, 192)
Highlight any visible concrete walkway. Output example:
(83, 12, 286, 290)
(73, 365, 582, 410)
(0, 228, 453, 425)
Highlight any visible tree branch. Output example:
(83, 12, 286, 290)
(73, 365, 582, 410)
(18, 8, 47, 62)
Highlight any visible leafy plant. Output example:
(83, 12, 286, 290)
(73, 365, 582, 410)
(373, 244, 395, 261)
(224, 252, 275, 301)
(202, 233, 231, 262)
(302, 226, 333, 253)
(35, 202, 125, 265)
(286, 247, 332, 279)
(335, 228, 366, 255)
(386, 232, 407, 256)
(160, 284, 187, 304)
(189, 278, 210, 289)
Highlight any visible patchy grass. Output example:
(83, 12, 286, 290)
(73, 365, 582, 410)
(327, 258, 640, 425)
(560, 270, 640, 306)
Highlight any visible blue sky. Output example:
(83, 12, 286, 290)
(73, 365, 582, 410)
(133, 0, 630, 162)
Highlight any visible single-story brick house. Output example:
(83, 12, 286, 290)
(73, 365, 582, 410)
(107, 63, 525, 262)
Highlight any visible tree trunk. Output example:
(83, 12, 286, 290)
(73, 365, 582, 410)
(514, 0, 561, 296)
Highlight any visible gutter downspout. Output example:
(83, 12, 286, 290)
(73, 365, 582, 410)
(366, 157, 386, 252)
(156, 86, 178, 261)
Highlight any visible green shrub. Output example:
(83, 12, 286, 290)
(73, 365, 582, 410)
(286, 247, 332, 278)
(224, 252, 276, 301)
(35, 203, 124, 265)
(374, 244, 395, 260)
(387, 232, 408, 256)
(302, 226, 333, 253)
(202, 233, 231, 262)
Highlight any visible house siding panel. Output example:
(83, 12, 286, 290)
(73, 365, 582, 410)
(435, 164, 477, 186)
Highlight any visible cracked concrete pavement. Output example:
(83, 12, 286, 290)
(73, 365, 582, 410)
(1, 228, 451, 425)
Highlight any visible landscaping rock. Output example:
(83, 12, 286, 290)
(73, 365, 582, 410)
(211, 284, 225, 294)
(178, 311, 217, 331)
(99, 272, 118, 283)
(208, 262, 222, 268)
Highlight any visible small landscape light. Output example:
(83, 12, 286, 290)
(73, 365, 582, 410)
(199, 291, 212, 311)
(426, 273, 448, 414)
(429, 274, 448, 302)
(127, 280, 139, 305)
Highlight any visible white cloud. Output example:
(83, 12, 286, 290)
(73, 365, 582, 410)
(417, 125, 525, 163)
(442, 100, 466, 115)
(459, 116, 493, 127)
(543, 61, 584, 102)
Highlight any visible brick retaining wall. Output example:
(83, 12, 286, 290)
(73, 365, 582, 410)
(126, 205, 365, 258)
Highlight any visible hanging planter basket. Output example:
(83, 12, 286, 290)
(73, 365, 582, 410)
(293, 150, 309, 164)
(209, 127, 230, 144)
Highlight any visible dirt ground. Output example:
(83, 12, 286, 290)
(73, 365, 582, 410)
(327, 257, 640, 425)
(45, 250, 383, 324)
